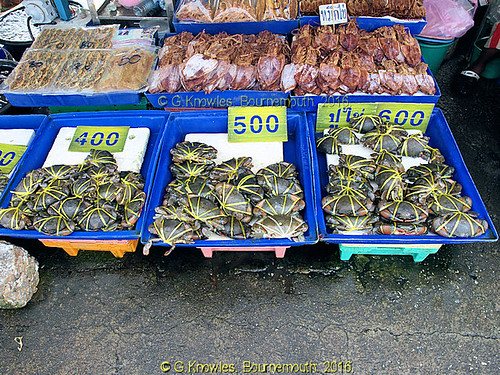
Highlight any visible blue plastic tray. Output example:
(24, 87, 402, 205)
(0, 115, 48, 205)
(299, 16, 427, 35)
(4, 91, 143, 107)
(290, 64, 441, 112)
(140, 110, 319, 248)
(173, 17, 299, 35)
(146, 90, 289, 109)
(307, 109, 498, 244)
(0, 110, 170, 240)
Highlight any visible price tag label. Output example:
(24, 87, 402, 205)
(0, 144, 28, 174)
(228, 106, 287, 143)
(317, 102, 434, 133)
(319, 3, 348, 26)
(376, 103, 434, 132)
(317, 103, 378, 132)
(69, 126, 129, 152)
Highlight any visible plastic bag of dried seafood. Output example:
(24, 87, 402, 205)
(212, 0, 260, 22)
(259, 0, 298, 21)
(96, 46, 157, 92)
(30, 24, 118, 50)
(176, 0, 215, 23)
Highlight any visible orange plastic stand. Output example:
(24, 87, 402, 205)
(198, 246, 289, 258)
(40, 239, 139, 258)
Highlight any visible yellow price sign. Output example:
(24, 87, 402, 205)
(317, 102, 435, 133)
(228, 106, 288, 143)
(316, 103, 378, 132)
(69, 126, 129, 152)
(0, 144, 28, 174)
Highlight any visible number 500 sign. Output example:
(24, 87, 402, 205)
(228, 106, 287, 143)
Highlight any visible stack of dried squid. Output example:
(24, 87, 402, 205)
(300, 0, 426, 19)
(176, 0, 298, 23)
(149, 31, 290, 94)
(282, 21, 436, 95)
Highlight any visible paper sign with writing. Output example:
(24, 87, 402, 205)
(228, 106, 287, 143)
(319, 3, 348, 26)
(69, 126, 129, 152)
(317, 102, 434, 133)
(0, 144, 28, 174)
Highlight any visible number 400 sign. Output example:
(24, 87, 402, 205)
(69, 126, 130, 152)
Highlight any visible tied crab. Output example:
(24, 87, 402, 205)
(257, 162, 298, 180)
(253, 214, 308, 241)
(349, 114, 384, 133)
(181, 195, 228, 229)
(257, 175, 304, 198)
(326, 127, 360, 145)
(339, 154, 376, 179)
(207, 216, 252, 239)
(77, 202, 118, 231)
(210, 157, 253, 182)
(144, 218, 195, 255)
(33, 214, 75, 236)
(431, 212, 488, 238)
(235, 172, 265, 204)
(322, 194, 374, 217)
(378, 200, 428, 224)
(428, 194, 473, 215)
(362, 123, 408, 153)
(123, 191, 146, 227)
(325, 214, 378, 233)
(375, 166, 406, 201)
(316, 135, 342, 155)
(170, 160, 215, 180)
(375, 222, 428, 236)
(213, 182, 253, 223)
(254, 194, 305, 216)
(170, 141, 218, 164)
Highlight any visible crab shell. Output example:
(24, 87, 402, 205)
(326, 127, 360, 145)
(148, 218, 195, 246)
(349, 114, 383, 133)
(322, 194, 374, 217)
(428, 194, 473, 215)
(316, 135, 342, 155)
(253, 214, 308, 240)
(431, 212, 488, 238)
(325, 214, 377, 233)
(378, 200, 428, 224)
(33, 214, 75, 236)
(375, 222, 428, 235)
(254, 194, 305, 216)
(256, 162, 298, 180)
(170, 141, 218, 164)
(213, 182, 253, 223)
(257, 175, 304, 198)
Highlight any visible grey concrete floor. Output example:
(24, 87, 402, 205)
(1, 56, 499, 375)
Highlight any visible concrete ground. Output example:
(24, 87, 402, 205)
(0, 55, 499, 374)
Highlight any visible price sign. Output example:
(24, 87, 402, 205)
(377, 103, 434, 132)
(319, 3, 348, 26)
(317, 103, 378, 132)
(69, 126, 129, 152)
(317, 102, 435, 133)
(0, 144, 28, 174)
(228, 106, 287, 143)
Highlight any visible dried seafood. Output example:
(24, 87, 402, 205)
(287, 21, 436, 96)
(300, 0, 426, 19)
(176, 0, 298, 22)
(149, 31, 290, 94)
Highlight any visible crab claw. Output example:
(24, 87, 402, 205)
(143, 240, 152, 256)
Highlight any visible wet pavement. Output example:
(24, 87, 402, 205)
(1, 55, 499, 374)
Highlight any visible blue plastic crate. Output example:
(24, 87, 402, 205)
(140, 110, 319, 249)
(4, 92, 143, 107)
(172, 16, 299, 35)
(290, 64, 441, 112)
(299, 16, 427, 35)
(0, 115, 48, 205)
(307, 108, 498, 245)
(0, 110, 170, 240)
(146, 90, 289, 109)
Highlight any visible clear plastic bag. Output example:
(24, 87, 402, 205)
(176, 0, 214, 23)
(30, 25, 118, 50)
(421, 0, 475, 39)
(96, 47, 157, 92)
(212, 0, 260, 22)
(260, 0, 298, 21)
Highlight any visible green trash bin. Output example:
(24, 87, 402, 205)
(472, 37, 500, 79)
(416, 36, 455, 75)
